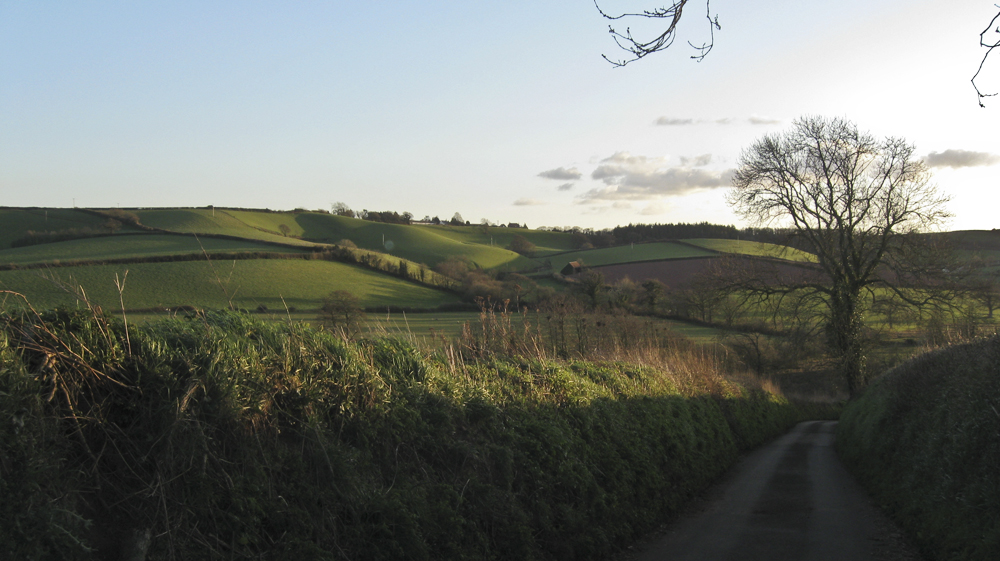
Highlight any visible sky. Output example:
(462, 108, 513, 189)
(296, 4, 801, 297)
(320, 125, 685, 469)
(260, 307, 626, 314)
(2, 0, 998, 231)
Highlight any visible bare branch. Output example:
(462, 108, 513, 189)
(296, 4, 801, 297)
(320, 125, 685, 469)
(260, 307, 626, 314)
(973, 7, 1000, 107)
(595, 0, 719, 67)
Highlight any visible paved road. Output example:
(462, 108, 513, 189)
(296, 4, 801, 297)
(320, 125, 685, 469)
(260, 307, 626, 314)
(625, 421, 923, 561)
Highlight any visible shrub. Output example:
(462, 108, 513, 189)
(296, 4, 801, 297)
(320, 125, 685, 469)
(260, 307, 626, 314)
(837, 336, 1000, 561)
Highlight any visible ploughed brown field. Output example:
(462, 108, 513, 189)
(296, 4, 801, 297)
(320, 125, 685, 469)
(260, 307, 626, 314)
(579, 256, 823, 289)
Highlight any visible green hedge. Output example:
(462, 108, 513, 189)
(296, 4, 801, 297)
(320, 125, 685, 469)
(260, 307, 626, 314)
(1, 310, 818, 560)
(837, 336, 1000, 561)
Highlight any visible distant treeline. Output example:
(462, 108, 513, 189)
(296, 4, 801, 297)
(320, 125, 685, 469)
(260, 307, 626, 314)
(535, 222, 793, 250)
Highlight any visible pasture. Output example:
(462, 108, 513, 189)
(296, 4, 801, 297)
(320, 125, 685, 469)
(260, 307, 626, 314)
(681, 238, 818, 262)
(0, 259, 458, 312)
(134, 208, 321, 247)
(0, 234, 307, 266)
(0, 207, 143, 248)
(418, 223, 580, 255)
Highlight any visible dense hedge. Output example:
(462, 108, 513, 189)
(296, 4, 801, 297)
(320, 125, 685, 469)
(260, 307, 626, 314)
(1, 310, 819, 560)
(837, 336, 1000, 561)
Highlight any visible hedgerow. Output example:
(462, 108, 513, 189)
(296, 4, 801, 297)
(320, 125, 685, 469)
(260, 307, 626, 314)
(1, 307, 823, 560)
(837, 336, 1000, 561)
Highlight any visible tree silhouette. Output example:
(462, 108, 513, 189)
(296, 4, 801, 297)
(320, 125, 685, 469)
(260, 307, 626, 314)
(728, 116, 953, 396)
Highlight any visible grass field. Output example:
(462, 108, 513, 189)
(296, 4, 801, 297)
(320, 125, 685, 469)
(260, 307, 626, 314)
(134, 208, 320, 247)
(285, 212, 541, 269)
(547, 242, 717, 272)
(0, 234, 308, 265)
(681, 238, 818, 262)
(0, 259, 458, 311)
(417, 223, 579, 255)
(0, 208, 144, 248)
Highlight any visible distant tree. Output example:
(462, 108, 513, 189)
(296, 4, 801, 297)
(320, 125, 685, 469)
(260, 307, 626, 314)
(968, 256, 1000, 318)
(575, 271, 606, 310)
(431, 216, 441, 225)
(332, 202, 355, 217)
(570, 231, 592, 250)
(450, 212, 464, 226)
(336, 238, 357, 249)
(318, 290, 366, 335)
(507, 234, 536, 256)
(479, 218, 491, 235)
(278, 224, 291, 236)
(640, 279, 667, 313)
(728, 116, 954, 396)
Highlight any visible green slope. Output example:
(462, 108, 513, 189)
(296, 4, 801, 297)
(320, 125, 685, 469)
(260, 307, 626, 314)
(417, 224, 579, 254)
(549, 242, 717, 272)
(288, 212, 539, 269)
(681, 238, 817, 263)
(0, 234, 307, 266)
(134, 209, 539, 270)
(0, 208, 143, 249)
(135, 209, 320, 247)
(0, 260, 458, 311)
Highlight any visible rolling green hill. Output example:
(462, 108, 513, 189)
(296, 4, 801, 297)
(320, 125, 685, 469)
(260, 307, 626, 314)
(418, 223, 579, 255)
(134, 208, 322, 247)
(0, 259, 458, 311)
(0, 234, 307, 266)
(0, 208, 143, 249)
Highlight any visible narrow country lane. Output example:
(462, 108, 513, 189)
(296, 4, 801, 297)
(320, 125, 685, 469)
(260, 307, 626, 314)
(625, 421, 924, 561)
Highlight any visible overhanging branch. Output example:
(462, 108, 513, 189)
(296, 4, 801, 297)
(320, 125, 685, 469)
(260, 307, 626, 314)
(973, 7, 1000, 107)
(595, 0, 719, 67)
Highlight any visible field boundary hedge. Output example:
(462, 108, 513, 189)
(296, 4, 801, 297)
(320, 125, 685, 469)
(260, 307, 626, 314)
(836, 336, 1000, 561)
(0, 309, 834, 560)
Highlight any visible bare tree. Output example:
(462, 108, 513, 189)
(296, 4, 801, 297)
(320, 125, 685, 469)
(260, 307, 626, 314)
(974, 7, 1000, 107)
(595, 0, 719, 66)
(318, 290, 366, 335)
(728, 116, 953, 396)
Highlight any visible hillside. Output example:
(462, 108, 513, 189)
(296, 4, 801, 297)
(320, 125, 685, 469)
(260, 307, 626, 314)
(0, 259, 458, 311)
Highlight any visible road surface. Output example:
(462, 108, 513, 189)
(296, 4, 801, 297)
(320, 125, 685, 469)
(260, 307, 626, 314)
(622, 421, 924, 561)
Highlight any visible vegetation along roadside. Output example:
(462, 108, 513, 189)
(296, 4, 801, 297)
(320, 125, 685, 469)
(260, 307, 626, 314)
(0, 300, 836, 561)
(837, 335, 1000, 561)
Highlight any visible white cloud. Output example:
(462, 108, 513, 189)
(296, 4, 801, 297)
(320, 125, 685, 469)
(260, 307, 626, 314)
(653, 116, 784, 126)
(537, 166, 582, 180)
(557, 182, 575, 191)
(924, 149, 1000, 169)
(579, 151, 734, 202)
(679, 154, 712, 167)
(640, 203, 669, 215)
(512, 198, 546, 206)
(654, 117, 695, 126)
(748, 115, 782, 125)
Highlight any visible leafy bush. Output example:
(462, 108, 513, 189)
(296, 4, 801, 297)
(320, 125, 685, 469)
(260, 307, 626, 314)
(837, 336, 1000, 561)
(0, 308, 823, 560)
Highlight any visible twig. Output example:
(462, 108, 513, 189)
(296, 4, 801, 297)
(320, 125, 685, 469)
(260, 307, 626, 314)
(115, 271, 131, 355)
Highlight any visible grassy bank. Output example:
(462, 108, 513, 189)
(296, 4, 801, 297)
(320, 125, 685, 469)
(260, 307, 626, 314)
(0, 259, 458, 311)
(0, 305, 837, 561)
(836, 336, 1000, 561)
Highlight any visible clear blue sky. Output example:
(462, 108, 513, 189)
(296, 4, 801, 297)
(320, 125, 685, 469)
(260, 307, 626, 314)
(2, 1, 997, 230)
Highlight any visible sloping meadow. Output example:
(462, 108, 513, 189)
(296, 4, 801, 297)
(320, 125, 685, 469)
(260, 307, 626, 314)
(2, 308, 822, 560)
(837, 336, 1000, 561)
